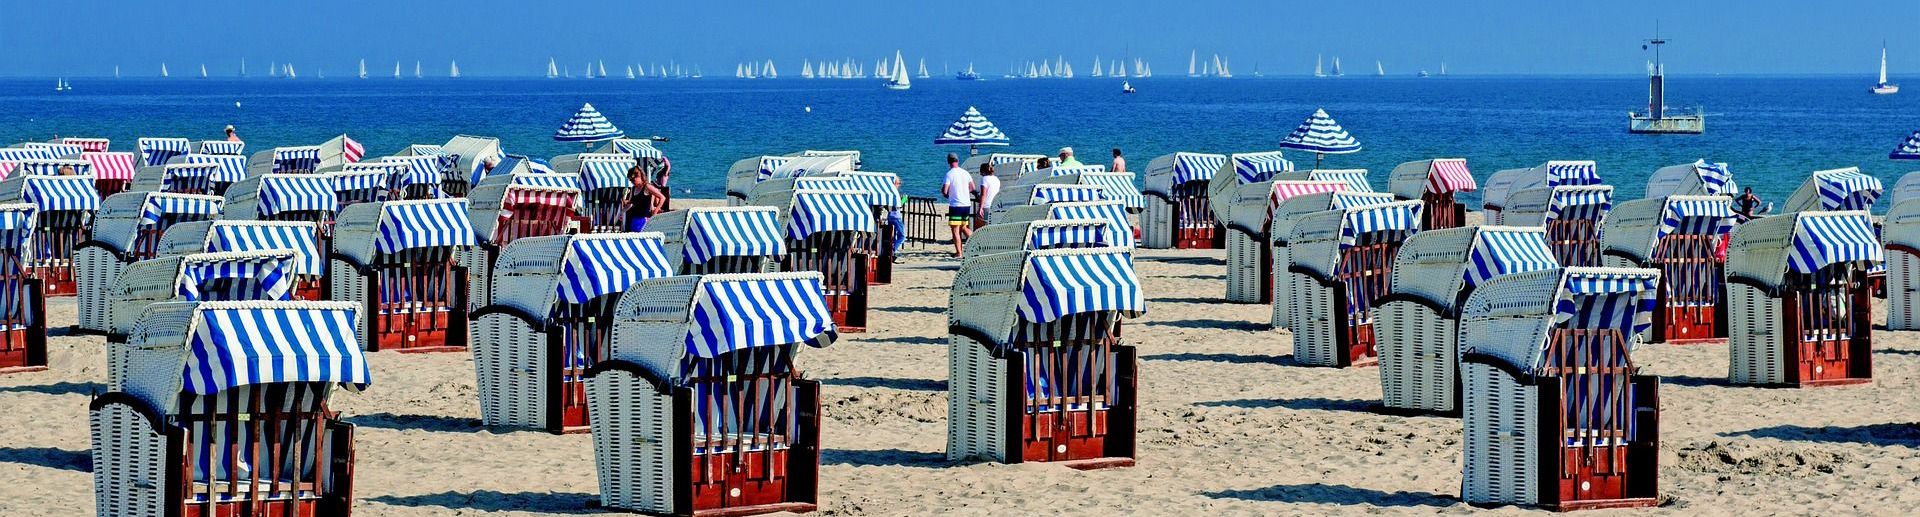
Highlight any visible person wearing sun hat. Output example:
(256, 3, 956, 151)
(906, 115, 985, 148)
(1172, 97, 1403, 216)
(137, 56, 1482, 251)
(223, 125, 240, 142)
(1057, 146, 1083, 167)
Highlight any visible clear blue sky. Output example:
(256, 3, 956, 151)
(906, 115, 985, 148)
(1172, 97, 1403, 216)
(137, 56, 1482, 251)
(1, 0, 1909, 77)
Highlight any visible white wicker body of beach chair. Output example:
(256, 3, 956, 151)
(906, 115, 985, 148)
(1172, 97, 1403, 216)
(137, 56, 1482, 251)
(1390, 158, 1478, 230)
(1375, 226, 1556, 413)
(326, 167, 392, 210)
(375, 156, 446, 200)
(1286, 200, 1423, 367)
(726, 156, 790, 206)
(948, 247, 1143, 468)
(648, 207, 785, 275)
(471, 233, 671, 434)
(1221, 181, 1346, 304)
(192, 140, 245, 156)
(328, 198, 475, 352)
(551, 153, 635, 233)
(439, 135, 502, 197)
(0, 205, 46, 373)
(757, 189, 875, 332)
(963, 219, 1113, 259)
(130, 162, 219, 196)
(1886, 174, 1920, 329)
(1189, 152, 1293, 254)
(166, 220, 325, 301)
(462, 184, 582, 310)
(92, 300, 366, 517)
(1269, 191, 1394, 329)
(586, 272, 836, 516)
(76, 192, 222, 333)
(1502, 185, 1615, 267)
(0, 175, 98, 297)
(1459, 267, 1661, 510)
(1726, 211, 1881, 386)
(1645, 160, 1738, 199)
(1143, 152, 1225, 249)
(792, 149, 861, 168)
(103, 250, 298, 341)
(1599, 196, 1736, 343)
(246, 146, 324, 177)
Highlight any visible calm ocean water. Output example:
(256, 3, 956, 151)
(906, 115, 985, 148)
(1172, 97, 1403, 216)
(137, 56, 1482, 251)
(3, 76, 1917, 206)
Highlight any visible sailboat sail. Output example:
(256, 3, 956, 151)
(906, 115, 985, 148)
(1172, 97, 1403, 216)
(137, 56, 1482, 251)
(449, 61, 460, 78)
(1188, 50, 1198, 77)
(394, 62, 401, 78)
(598, 60, 607, 78)
(161, 63, 169, 77)
(548, 58, 559, 79)
(200, 64, 208, 78)
(886, 50, 911, 89)
(918, 58, 929, 79)
(1376, 60, 1384, 76)
(415, 61, 422, 78)
(1314, 55, 1324, 77)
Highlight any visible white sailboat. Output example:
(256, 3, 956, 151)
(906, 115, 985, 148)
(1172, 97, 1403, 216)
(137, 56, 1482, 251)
(1440, 62, 1447, 76)
(1060, 60, 1073, 79)
(449, 61, 460, 78)
(1188, 50, 1198, 77)
(358, 59, 366, 79)
(55, 78, 69, 91)
(237, 60, 244, 78)
(1332, 57, 1343, 77)
(284, 63, 296, 79)
(957, 62, 980, 80)
(115, 65, 121, 79)
(200, 64, 208, 78)
(626, 66, 635, 79)
(1375, 60, 1385, 77)
(598, 60, 607, 78)
(1113, 60, 1126, 78)
(270, 61, 279, 78)
(885, 50, 911, 90)
(1091, 56, 1103, 77)
(765, 59, 777, 78)
(414, 61, 422, 78)
(917, 58, 929, 79)
(394, 62, 401, 79)
(160, 63, 170, 78)
(1314, 55, 1325, 78)
(1873, 43, 1899, 94)
(547, 58, 558, 78)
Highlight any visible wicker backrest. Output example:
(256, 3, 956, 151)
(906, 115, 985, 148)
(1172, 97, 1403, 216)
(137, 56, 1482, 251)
(995, 183, 1108, 214)
(1886, 197, 1920, 249)
(491, 232, 669, 318)
(121, 300, 365, 415)
(0, 175, 24, 203)
(1460, 267, 1658, 375)
(1143, 152, 1225, 196)
(442, 135, 502, 184)
(1890, 171, 1920, 207)
(1728, 210, 1882, 289)
(220, 177, 265, 219)
(793, 149, 862, 168)
(964, 219, 1110, 259)
(1388, 158, 1476, 200)
(1782, 167, 1885, 214)
(1646, 161, 1731, 198)
(90, 192, 160, 254)
(768, 155, 855, 181)
(468, 184, 581, 245)
(609, 272, 835, 385)
(726, 156, 786, 200)
(1270, 191, 1393, 246)
(1479, 168, 1528, 210)
(1288, 200, 1425, 277)
(1387, 227, 1481, 312)
(1502, 185, 1615, 227)
(1207, 152, 1296, 220)
(993, 204, 1050, 226)
(154, 221, 216, 258)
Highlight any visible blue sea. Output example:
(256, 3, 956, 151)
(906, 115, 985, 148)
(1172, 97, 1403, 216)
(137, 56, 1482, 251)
(4, 76, 1918, 206)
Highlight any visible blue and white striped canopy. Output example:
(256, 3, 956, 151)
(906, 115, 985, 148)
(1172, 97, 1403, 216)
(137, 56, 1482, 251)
(182, 303, 367, 395)
(1311, 171, 1374, 193)
(258, 175, 339, 216)
(273, 146, 322, 172)
(1331, 192, 1390, 210)
(558, 236, 673, 304)
(1788, 213, 1884, 274)
(208, 224, 324, 276)
(0, 148, 50, 163)
(1030, 185, 1111, 205)
(197, 141, 246, 155)
(934, 106, 1011, 146)
(1337, 202, 1422, 248)
(140, 193, 223, 226)
(553, 103, 625, 143)
(1017, 250, 1145, 323)
(1232, 151, 1293, 184)
(0, 206, 35, 249)
(1277, 108, 1361, 155)
(376, 200, 477, 254)
(608, 139, 665, 159)
(328, 169, 389, 195)
(1553, 269, 1659, 343)
(1163, 153, 1227, 185)
(1692, 160, 1737, 195)
(381, 156, 444, 190)
(407, 144, 446, 156)
(162, 164, 219, 192)
(786, 191, 876, 240)
(1464, 230, 1559, 288)
(684, 209, 786, 264)
(1545, 188, 1613, 223)
(579, 157, 635, 191)
(24, 143, 84, 157)
(511, 173, 584, 191)
(1048, 202, 1134, 248)
(1077, 174, 1145, 210)
(1027, 220, 1111, 250)
(1657, 197, 1736, 241)
(181, 154, 248, 183)
(842, 172, 902, 208)
(176, 252, 297, 302)
(1892, 130, 1920, 160)
(1810, 168, 1884, 211)
(1542, 161, 1602, 187)
(138, 138, 191, 166)
(684, 276, 837, 358)
(23, 176, 100, 212)
(754, 156, 794, 180)
(14, 159, 90, 177)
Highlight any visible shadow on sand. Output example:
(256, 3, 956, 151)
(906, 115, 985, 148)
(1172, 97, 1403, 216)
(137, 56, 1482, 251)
(1204, 482, 1455, 507)
(367, 491, 599, 514)
(1726, 423, 1920, 447)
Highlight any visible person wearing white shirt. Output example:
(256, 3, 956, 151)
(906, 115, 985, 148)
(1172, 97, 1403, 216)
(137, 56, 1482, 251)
(941, 154, 975, 257)
(976, 163, 1001, 227)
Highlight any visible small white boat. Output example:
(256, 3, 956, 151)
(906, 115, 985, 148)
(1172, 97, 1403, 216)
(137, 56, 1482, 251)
(1873, 43, 1899, 94)
(886, 50, 911, 90)
(55, 78, 70, 91)
(358, 59, 367, 79)
(1122, 81, 1135, 94)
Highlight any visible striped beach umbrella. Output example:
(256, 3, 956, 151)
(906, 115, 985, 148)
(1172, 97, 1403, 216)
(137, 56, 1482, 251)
(1891, 129, 1920, 160)
(553, 103, 624, 145)
(934, 106, 1010, 155)
(1279, 108, 1361, 168)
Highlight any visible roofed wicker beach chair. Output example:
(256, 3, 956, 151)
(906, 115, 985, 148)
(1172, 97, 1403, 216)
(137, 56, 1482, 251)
(1375, 226, 1557, 413)
(76, 192, 223, 333)
(949, 246, 1143, 468)
(1192, 152, 1295, 252)
(1501, 185, 1615, 267)
(101, 250, 299, 341)
(247, 145, 325, 176)
(1645, 160, 1738, 199)
(1885, 172, 1920, 329)
(329, 198, 475, 352)
(1220, 181, 1347, 304)
(326, 167, 392, 209)
(1459, 267, 1662, 510)
(80, 151, 138, 198)
(648, 206, 785, 275)
(223, 173, 338, 258)
(0, 205, 46, 374)
(1270, 169, 1373, 192)
(1389, 158, 1478, 230)
(461, 183, 582, 310)
(1600, 196, 1737, 344)
(1285, 200, 1424, 367)
(990, 183, 1114, 222)
(0, 175, 100, 296)
(551, 153, 638, 233)
(792, 149, 862, 169)
(60, 137, 111, 153)
(471, 233, 672, 434)
(130, 162, 220, 196)
(1726, 211, 1882, 387)
(1481, 161, 1602, 224)
(964, 218, 1113, 259)
(755, 189, 875, 332)
(136, 137, 191, 167)
(7, 157, 92, 178)
(961, 153, 1045, 186)
(1141, 152, 1228, 249)
(989, 200, 1135, 250)
(760, 172, 905, 283)
(158, 220, 326, 301)
(1268, 191, 1395, 330)
(726, 156, 792, 206)
(192, 140, 245, 156)
(376, 155, 450, 200)
(1780, 167, 1887, 296)
(440, 135, 504, 197)
(171, 153, 250, 195)
(92, 300, 367, 517)
(587, 272, 837, 516)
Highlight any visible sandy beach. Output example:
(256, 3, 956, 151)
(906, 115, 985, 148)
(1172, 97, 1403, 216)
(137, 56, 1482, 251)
(1, 204, 1916, 516)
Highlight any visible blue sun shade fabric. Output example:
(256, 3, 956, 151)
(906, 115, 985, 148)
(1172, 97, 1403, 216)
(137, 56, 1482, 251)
(181, 154, 248, 183)
(1030, 185, 1111, 205)
(933, 106, 1011, 146)
(207, 224, 324, 276)
(1811, 169, 1884, 211)
(1048, 202, 1134, 248)
(0, 206, 34, 249)
(1464, 230, 1559, 288)
(140, 194, 222, 226)
(1545, 188, 1613, 223)
(1554, 270, 1659, 339)
(609, 139, 665, 159)
(1657, 197, 1736, 241)
(1330, 192, 1390, 210)
(182, 303, 367, 395)
(374, 200, 476, 254)
(754, 157, 793, 181)
(273, 146, 322, 173)
(22, 176, 100, 212)
(842, 172, 903, 208)
(579, 158, 633, 191)
(1232, 152, 1293, 184)
(1692, 160, 1737, 196)
(407, 144, 446, 156)
(684, 210, 786, 264)
(197, 141, 246, 155)
(24, 143, 84, 157)
(684, 276, 837, 358)
(558, 236, 673, 304)
(381, 156, 444, 191)
(328, 169, 388, 195)
(1017, 250, 1145, 323)
(1171, 153, 1228, 185)
(258, 175, 338, 216)
(1078, 173, 1145, 210)
(786, 191, 876, 240)
(138, 138, 190, 166)
(1027, 221, 1111, 250)
(1311, 171, 1374, 193)
(1278, 109, 1361, 154)
(176, 253, 297, 302)
(1788, 213, 1885, 274)
(1338, 203, 1422, 248)
(15, 159, 90, 177)
(1543, 161, 1602, 187)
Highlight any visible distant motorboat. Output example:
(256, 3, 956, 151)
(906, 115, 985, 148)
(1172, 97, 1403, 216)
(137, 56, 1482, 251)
(1873, 43, 1899, 94)
(1418, 70, 1431, 78)
(956, 62, 981, 80)
(1122, 81, 1136, 94)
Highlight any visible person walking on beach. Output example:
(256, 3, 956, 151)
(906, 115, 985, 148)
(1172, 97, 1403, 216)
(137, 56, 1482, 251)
(652, 157, 673, 211)
(886, 177, 906, 263)
(223, 125, 240, 142)
(1110, 148, 1126, 172)
(976, 162, 1002, 228)
(626, 162, 666, 231)
(941, 154, 975, 257)
(1057, 147, 1083, 167)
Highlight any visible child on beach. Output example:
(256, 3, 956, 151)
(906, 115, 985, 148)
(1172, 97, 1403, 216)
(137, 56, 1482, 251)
(941, 154, 974, 257)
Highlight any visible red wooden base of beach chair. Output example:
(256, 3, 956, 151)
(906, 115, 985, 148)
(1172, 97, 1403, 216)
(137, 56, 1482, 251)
(825, 289, 866, 333)
(1869, 271, 1886, 298)
(1534, 376, 1660, 512)
(1174, 224, 1217, 249)
(1004, 344, 1137, 469)
(367, 268, 469, 354)
(1659, 305, 1724, 345)
(1423, 193, 1467, 231)
(1778, 279, 1872, 387)
(294, 282, 324, 302)
(0, 278, 46, 374)
(675, 379, 820, 517)
(32, 266, 75, 297)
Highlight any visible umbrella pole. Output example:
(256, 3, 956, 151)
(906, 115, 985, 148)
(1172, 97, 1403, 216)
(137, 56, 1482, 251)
(1314, 153, 1325, 170)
